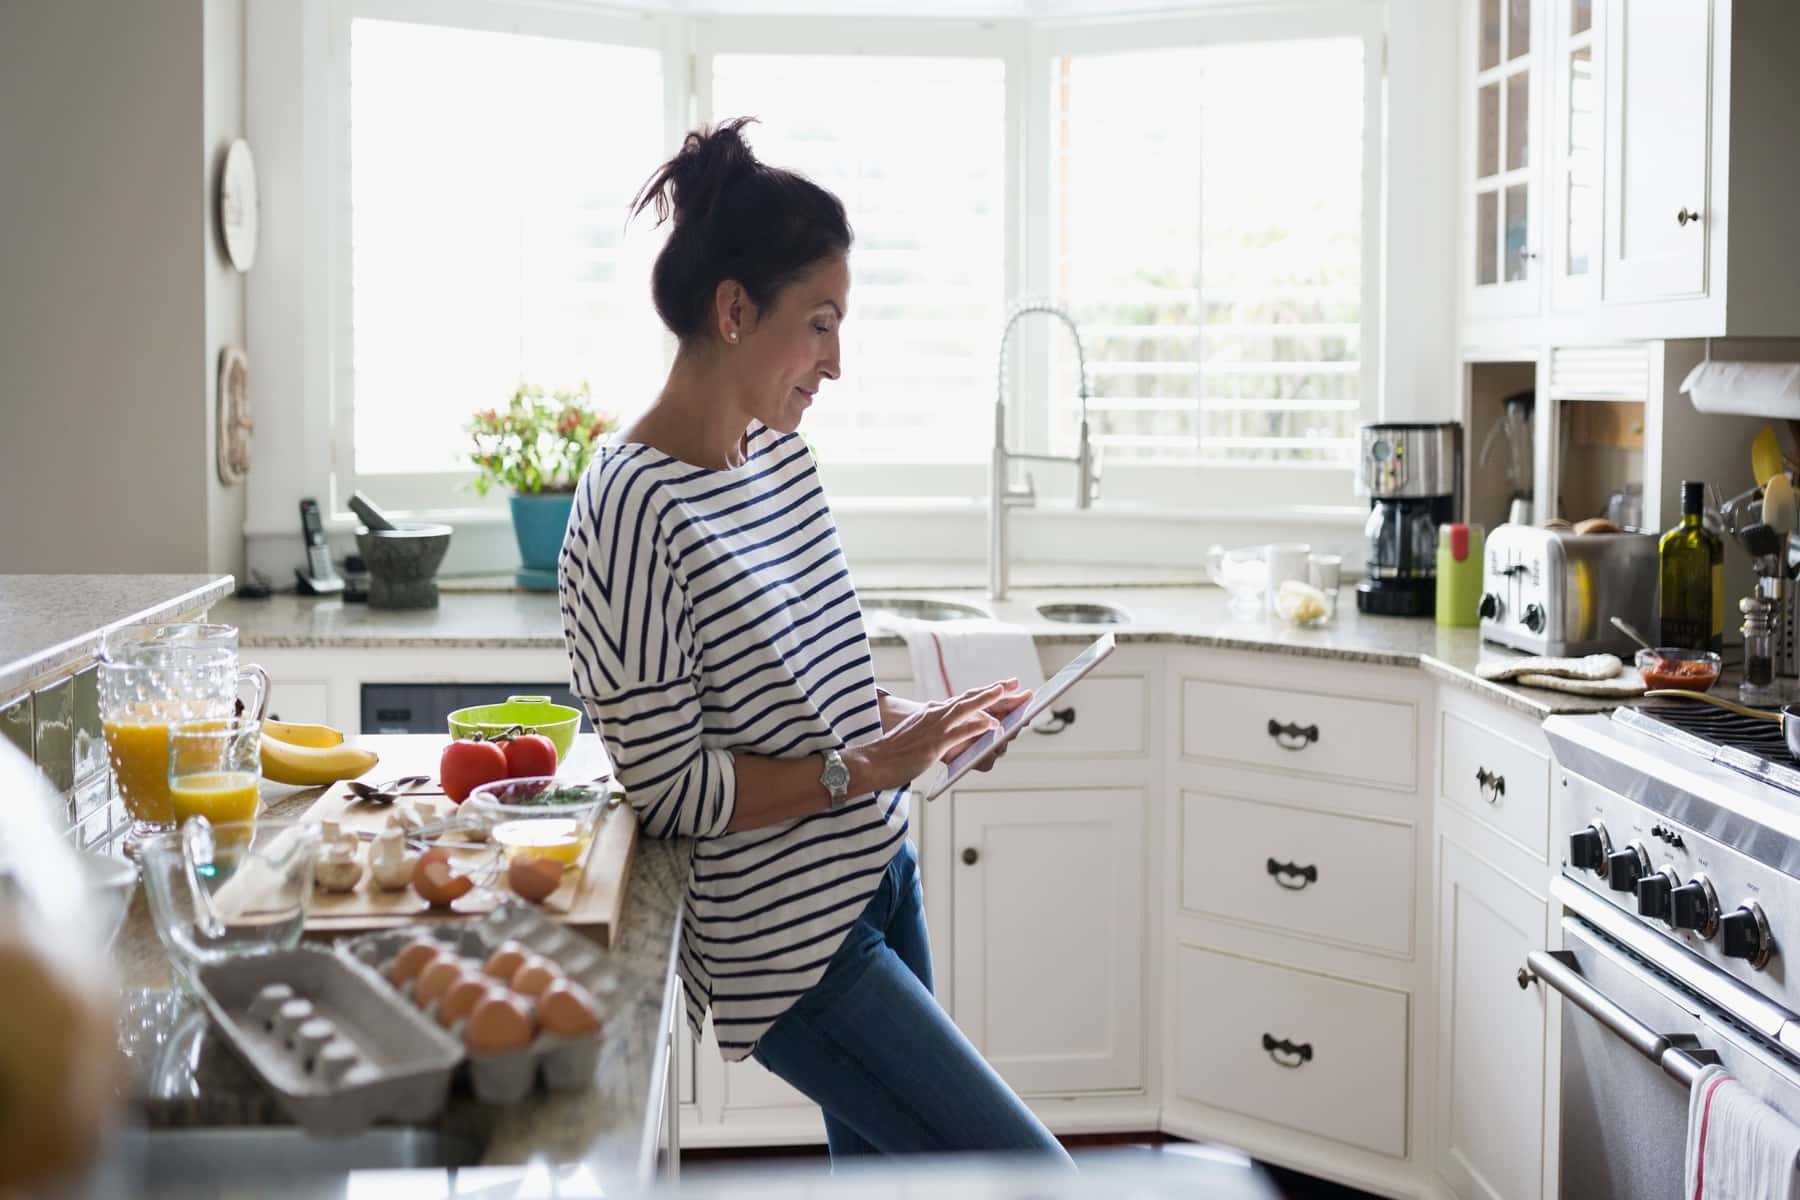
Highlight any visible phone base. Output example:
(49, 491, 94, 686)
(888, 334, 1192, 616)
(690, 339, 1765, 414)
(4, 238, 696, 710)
(294, 567, 345, 595)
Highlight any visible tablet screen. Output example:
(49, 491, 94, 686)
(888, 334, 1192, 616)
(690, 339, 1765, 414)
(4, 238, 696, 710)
(923, 632, 1116, 801)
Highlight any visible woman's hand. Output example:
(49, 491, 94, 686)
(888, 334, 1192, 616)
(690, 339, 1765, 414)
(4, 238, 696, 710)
(944, 680, 1033, 773)
(847, 682, 1012, 795)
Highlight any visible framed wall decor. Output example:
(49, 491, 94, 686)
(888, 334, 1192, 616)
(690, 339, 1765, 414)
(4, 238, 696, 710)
(217, 138, 258, 272)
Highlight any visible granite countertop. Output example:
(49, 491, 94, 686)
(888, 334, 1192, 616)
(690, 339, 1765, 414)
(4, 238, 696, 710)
(117, 734, 686, 1185)
(0, 574, 236, 697)
(215, 582, 1639, 719)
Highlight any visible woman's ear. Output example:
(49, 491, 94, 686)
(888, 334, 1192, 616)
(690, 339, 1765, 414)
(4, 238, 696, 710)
(713, 279, 758, 343)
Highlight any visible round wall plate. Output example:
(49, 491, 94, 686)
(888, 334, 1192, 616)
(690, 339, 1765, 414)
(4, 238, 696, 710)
(218, 138, 258, 272)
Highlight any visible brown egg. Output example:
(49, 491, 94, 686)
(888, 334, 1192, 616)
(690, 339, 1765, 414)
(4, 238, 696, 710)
(538, 979, 602, 1037)
(510, 957, 561, 999)
(412, 849, 473, 908)
(386, 939, 440, 987)
(507, 855, 562, 904)
(437, 970, 491, 1028)
(482, 941, 530, 982)
(416, 957, 467, 1008)
(465, 992, 534, 1055)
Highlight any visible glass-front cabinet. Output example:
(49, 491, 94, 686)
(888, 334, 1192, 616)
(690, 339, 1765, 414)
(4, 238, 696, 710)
(1465, 0, 1540, 322)
(1549, 0, 1599, 311)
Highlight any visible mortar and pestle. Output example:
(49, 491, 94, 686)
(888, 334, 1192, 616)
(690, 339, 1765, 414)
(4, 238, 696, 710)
(350, 492, 452, 609)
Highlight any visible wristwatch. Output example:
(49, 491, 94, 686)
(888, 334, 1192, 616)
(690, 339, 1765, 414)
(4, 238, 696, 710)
(820, 749, 851, 808)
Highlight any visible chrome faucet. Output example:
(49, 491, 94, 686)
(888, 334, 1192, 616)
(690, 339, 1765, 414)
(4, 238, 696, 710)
(990, 301, 1099, 601)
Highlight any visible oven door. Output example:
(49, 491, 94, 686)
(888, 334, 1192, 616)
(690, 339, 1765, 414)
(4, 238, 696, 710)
(1539, 919, 1800, 1199)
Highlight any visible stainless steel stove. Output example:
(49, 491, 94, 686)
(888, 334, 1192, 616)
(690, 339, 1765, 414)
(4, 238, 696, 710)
(1540, 700, 1800, 1197)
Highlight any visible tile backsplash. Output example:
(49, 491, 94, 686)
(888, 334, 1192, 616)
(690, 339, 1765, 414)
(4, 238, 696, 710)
(3, 660, 124, 852)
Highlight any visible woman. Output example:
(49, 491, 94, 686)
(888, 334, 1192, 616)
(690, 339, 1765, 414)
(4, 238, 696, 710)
(557, 118, 1071, 1163)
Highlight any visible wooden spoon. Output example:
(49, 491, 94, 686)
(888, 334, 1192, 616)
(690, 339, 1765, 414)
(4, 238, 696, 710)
(1644, 689, 1781, 723)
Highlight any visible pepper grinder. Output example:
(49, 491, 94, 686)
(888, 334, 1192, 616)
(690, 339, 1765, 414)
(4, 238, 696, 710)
(1741, 594, 1779, 704)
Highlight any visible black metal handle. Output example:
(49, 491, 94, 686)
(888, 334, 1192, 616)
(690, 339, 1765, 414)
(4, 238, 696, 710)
(1032, 706, 1076, 735)
(1261, 1033, 1313, 1068)
(1267, 719, 1319, 750)
(962, 847, 979, 866)
(1266, 858, 1319, 890)
(1476, 766, 1506, 803)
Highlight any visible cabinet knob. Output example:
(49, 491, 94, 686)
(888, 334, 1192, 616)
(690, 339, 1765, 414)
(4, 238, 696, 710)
(1516, 965, 1536, 990)
(1677, 207, 1703, 226)
(961, 847, 979, 866)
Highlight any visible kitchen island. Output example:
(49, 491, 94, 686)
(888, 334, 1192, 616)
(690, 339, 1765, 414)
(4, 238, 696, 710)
(114, 734, 687, 1190)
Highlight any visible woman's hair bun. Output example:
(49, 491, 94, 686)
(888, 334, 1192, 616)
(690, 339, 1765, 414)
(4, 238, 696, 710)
(634, 116, 759, 229)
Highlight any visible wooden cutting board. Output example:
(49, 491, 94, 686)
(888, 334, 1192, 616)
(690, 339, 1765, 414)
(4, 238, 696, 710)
(292, 740, 637, 946)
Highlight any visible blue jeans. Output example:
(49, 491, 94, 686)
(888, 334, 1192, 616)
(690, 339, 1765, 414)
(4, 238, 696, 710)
(751, 840, 1072, 1163)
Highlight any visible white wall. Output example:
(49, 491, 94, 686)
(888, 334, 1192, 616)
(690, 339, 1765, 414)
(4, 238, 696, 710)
(205, 0, 249, 583)
(0, 0, 246, 579)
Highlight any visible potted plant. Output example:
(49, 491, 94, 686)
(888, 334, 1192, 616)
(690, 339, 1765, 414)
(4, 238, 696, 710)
(469, 382, 617, 590)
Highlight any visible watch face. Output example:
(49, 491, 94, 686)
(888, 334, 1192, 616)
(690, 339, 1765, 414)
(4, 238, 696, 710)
(823, 756, 850, 792)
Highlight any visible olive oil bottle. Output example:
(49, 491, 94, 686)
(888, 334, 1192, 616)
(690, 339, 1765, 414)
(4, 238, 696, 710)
(1658, 480, 1724, 652)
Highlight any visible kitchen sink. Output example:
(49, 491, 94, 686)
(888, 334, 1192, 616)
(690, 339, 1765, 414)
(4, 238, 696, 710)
(110, 1126, 483, 1196)
(1036, 602, 1129, 625)
(861, 596, 992, 622)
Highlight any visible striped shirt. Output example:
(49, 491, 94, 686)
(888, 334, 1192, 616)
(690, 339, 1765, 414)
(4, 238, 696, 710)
(558, 421, 907, 1060)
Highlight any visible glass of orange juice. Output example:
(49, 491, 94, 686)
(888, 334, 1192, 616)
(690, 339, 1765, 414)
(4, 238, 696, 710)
(168, 719, 262, 827)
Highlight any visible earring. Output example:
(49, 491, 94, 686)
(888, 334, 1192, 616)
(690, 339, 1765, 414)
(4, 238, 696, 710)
(727, 331, 739, 343)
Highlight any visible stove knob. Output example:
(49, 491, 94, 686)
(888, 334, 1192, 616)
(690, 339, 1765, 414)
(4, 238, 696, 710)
(1720, 902, 1774, 969)
(1670, 875, 1718, 936)
(1606, 843, 1648, 893)
(1569, 825, 1611, 874)
(1637, 870, 1676, 921)
(1479, 592, 1503, 621)
(1523, 603, 1547, 634)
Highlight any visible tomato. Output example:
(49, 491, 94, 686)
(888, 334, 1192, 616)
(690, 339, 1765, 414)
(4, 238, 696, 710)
(501, 732, 559, 779)
(439, 739, 507, 803)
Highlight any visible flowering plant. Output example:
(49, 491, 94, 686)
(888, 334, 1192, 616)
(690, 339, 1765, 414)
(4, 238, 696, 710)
(468, 382, 617, 496)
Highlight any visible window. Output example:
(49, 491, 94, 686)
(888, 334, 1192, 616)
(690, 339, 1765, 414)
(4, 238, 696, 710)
(707, 46, 1008, 485)
(1048, 31, 1373, 496)
(342, 8, 666, 508)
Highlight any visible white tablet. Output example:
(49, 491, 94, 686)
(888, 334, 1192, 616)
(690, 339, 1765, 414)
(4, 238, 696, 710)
(923, 632, 1116, 802)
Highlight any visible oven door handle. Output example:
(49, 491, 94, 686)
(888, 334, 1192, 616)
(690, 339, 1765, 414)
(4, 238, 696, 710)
(1525, 949, 1722, 1090)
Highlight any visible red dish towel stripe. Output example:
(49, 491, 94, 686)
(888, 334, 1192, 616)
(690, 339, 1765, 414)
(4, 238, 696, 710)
(1694, 1072, 1737, 1199)
(929, 632, 955, 697)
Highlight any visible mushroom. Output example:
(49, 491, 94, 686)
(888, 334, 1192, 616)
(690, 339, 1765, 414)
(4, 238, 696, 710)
(314, 823, 364, 893)
(369, 829, 417, 891)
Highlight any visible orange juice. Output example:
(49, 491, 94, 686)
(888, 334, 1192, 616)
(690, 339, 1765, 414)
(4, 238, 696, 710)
(492, 818, 591, 867)
(103, 702, 221, 825)
(169, 770, 260, 825)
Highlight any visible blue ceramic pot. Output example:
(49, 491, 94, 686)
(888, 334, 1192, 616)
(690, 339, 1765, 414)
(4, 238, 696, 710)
(509, 492, 575, 579)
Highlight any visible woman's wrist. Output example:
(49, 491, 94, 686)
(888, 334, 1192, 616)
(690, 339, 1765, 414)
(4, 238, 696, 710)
(841, 745, 887, 797)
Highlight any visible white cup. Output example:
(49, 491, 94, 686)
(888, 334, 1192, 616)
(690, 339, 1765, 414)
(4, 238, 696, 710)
(1264, 544, 1313, 615)
(1308, 553, 1341, 593)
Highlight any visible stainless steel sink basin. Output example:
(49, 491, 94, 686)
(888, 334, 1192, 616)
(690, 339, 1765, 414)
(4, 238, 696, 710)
(861, 596, 992, 622)
(1035, 602, 1129, 625)
(112, 1126, 482, 1196)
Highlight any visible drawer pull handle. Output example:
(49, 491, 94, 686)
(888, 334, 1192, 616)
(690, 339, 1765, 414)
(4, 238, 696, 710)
(1266, 720, 1318, 750)
(1261, 1034, 1313, 1068)
(1032, 707, 1076, 736)
(1266, 858, 1319, 890)
(1476, 766, 1506, 803)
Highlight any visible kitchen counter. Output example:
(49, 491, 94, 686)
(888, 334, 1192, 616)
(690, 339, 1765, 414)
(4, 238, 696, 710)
(0, 574, 236, 697)
(115, 734, 686, 1185)
(215, 582, 1634, 719)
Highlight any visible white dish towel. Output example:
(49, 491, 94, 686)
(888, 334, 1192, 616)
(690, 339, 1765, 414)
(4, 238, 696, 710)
(880, 616, 1046, 703)
(1686, 1063, 1800, 1200)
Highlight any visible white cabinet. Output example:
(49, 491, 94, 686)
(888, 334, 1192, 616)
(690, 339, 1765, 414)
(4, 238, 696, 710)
(1436, 833, 1551, 1200)
(1464, 0, 1545, 324)
(1600, 0, 1709, 303)
(950, 786, 1145, 1096)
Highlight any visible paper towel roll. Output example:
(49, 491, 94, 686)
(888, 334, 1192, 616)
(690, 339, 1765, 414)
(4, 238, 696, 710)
(1680, 360, 1800, 418)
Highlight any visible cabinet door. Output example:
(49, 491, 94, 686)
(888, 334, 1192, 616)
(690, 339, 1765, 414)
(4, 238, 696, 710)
(1466, 0, 1543, 319)
(1601, 0, 1710, 301)
(1437, 836, 1549, 1200)
(1548, 0, 1601, 311)
(951, 787, 1145, 1095)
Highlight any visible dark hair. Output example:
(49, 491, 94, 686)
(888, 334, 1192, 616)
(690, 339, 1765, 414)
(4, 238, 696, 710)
(630, 117, 853, 341)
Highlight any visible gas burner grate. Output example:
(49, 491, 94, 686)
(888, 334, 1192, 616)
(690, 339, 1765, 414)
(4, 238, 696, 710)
(1616, 699, 1800, 798)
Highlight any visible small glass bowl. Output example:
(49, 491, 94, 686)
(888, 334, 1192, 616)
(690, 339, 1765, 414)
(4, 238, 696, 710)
(1636, 648, 1723, 693)
(464, 776, 617, 870)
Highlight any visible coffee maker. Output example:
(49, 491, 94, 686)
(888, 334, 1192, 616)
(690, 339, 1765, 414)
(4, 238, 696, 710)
(1355, 422, 1462, 617)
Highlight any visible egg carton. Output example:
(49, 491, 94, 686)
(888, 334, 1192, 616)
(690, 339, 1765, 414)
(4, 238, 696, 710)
(337, 902, 640, 1104)
(193, 946, 463, 1137)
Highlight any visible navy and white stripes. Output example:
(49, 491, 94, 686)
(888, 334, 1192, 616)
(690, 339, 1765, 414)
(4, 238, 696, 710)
(559, 422, 906, 1059)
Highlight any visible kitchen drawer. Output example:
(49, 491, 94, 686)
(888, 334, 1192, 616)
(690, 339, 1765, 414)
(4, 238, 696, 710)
(1181, 679, 1415, 790)
(1440, 709, 1551, 861)
(1181, 791, 1414, 957)
(1175, 945, 1408, 1158)
(1008, 674, 1145, 760)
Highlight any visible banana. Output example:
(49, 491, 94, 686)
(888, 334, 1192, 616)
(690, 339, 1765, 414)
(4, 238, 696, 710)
(261, 719, 345, 749)
(260, 737, 378, 787)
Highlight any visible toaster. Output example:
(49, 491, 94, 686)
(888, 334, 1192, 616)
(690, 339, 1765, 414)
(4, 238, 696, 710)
(1479, 523, 1660, 657)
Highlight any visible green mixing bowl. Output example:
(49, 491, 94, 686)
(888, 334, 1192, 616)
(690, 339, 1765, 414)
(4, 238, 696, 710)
(446, 695, 581, 761)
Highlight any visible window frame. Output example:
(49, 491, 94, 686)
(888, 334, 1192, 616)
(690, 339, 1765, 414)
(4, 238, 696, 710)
(318, 0, 1383, 527)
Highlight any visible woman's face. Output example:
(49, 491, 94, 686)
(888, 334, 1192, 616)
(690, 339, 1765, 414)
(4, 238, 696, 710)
(731, 255, 849, 435)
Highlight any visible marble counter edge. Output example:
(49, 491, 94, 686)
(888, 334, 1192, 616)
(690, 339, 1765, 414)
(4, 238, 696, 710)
(2, 575, 237, 698)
